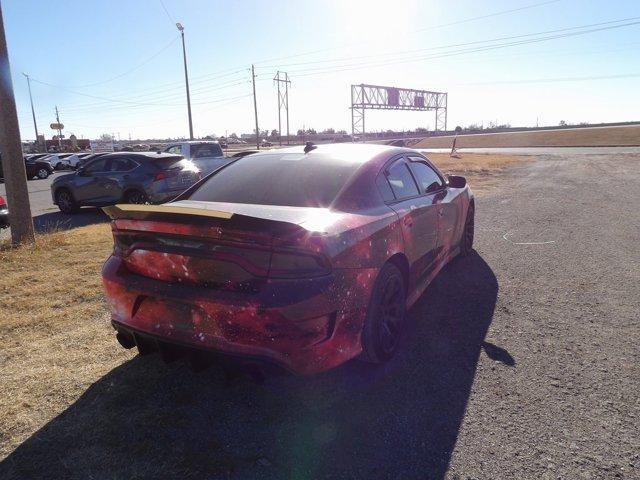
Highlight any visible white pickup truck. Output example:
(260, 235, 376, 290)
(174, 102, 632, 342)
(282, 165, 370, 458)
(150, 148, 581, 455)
(163, 141, 232, 175)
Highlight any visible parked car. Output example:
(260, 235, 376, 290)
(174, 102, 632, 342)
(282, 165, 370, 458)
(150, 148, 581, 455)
(0, 155, 53, 180)
(261, 139, 273, 147)
(57, 153, 80, 169)
(41, 154, 62, 169)
(24, 156, 54, 179)
(102, 143, 475, 375)
(0, 195, 8, 229)
(51, 152, 201, 213)
(24, 153, 49, 161)
(163, 141, 231, 175)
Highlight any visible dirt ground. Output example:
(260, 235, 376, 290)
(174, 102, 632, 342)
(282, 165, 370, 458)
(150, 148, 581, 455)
(0, 152, 638, 479)
(412, 124, 640, 149)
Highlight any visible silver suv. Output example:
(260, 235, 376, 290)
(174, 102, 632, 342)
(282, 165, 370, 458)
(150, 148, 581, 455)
(51, 152, 200, 213)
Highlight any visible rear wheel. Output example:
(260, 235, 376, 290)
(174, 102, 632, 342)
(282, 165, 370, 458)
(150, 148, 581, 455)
(460, 204, 475, 256)
(124, 190, 148, 204)
(37, 168, 50, 179)
(55, 188, 79, 214)
(361, 262, 406, 363)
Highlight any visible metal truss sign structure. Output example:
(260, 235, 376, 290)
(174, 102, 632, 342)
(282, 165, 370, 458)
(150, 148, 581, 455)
(350, 84, 448, 138)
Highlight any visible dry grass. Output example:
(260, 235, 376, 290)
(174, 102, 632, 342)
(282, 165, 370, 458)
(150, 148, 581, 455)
(412, 124, 640, 149)
(427, 152, 527, 191)
(0, 224, 135, 457)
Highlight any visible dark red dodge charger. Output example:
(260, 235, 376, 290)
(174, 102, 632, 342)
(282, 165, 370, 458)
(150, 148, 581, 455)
(102, 143, 474, 375)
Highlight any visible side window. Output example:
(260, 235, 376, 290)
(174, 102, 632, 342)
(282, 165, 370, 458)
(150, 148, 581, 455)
(408, 158, 444, 193)
(386, 159, 419, 200)
(375, 174, 395, 202)
(110, 157, 137, 172)
(192, 144, 223, 158)
(166, 145, 182, 155)
(84, 158, 108, 173)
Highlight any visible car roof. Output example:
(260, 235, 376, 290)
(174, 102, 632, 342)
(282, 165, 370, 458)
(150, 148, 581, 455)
(99, 151, 183, 159)
(250, 142, 411, 166)
(170, 140, 220, 145)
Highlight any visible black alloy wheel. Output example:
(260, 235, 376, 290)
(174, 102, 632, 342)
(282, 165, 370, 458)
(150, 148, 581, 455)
(361, 262, 407, 363)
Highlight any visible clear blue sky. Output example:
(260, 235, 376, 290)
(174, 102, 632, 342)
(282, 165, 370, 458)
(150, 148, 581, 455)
(3, 0, 639, 140)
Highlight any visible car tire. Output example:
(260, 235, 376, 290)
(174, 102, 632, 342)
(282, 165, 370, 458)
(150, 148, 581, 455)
(459, 204, 475, 256)
(37, 168, 50, 179)
(55, 188, 79, 214)
(124, 190, 148, 204)
(360, 262, 406, 363)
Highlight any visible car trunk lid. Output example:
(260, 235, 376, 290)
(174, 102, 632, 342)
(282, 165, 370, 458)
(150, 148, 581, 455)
(103, 201, 338, 288)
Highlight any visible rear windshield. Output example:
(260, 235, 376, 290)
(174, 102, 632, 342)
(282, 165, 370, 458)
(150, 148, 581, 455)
(188, 152, 361, 207)
(191, 143, 223, 158)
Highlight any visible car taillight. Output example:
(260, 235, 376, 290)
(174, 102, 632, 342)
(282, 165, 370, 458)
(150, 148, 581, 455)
(0, 197, 6, 208)
(153, 170, 179, 181)
(268, 251, 331, 279)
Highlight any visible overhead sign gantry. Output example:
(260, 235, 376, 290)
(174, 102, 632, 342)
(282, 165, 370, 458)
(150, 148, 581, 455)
(350, 84, 448, 138)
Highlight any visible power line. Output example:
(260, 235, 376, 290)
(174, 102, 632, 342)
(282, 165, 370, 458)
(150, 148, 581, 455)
(284, 18, 640, 77)
(252, 0, 562, 67)
(261, 16, 640, 71)
(63, 94, 253, 131)
(31, 76, 251, 109)
(158, 0, 176, 25)
(49, 70, 249, 112)
(412, 0, 562, 34)
(457, 73, 640, 86)
(20, 1, 561, 107)
(30, 35, 180, 89)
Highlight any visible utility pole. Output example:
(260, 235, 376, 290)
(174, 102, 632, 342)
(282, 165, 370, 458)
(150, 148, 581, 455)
(252, 64, 259, 150)
(55, 106, 62, 148)
(22, 72, 39, 151)
(285, 75, 290, 144)
(273, 71, 291, 146)
(176, 22, 193, 140)
(0, 2, 35, 245)
(275, 72, 281, 146)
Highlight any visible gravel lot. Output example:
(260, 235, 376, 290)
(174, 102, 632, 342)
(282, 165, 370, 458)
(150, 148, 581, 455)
(0, 152, 638, 479)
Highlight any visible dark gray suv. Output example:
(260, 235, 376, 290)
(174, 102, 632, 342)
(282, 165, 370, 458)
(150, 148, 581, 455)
(51, 152, 200, 213)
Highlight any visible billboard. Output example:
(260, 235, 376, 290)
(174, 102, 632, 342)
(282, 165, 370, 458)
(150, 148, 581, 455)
(90, 139, 115, 153)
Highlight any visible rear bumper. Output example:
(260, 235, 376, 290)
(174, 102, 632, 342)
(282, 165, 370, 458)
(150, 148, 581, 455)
(102, 255, 378, 375)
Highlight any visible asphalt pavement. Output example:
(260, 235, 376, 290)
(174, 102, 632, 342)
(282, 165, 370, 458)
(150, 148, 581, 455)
(0, 151, 638, 479)
(0, 171, 107, 240)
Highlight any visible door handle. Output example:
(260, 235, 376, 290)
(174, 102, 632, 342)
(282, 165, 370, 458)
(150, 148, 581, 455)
(438, 209, 444, 217)
(403, 217, 413, 227)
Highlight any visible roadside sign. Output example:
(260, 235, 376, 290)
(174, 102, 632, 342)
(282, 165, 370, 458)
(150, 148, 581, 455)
(50, 123, 64, 130)
(90, 139, 115, 153)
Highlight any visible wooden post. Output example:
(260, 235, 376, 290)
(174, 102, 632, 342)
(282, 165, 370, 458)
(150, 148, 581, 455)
(0, 1, 35, 245)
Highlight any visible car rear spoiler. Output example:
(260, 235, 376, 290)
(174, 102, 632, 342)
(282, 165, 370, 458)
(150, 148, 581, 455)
(101, 204, 306, 238)
(102, 203, 233, 221)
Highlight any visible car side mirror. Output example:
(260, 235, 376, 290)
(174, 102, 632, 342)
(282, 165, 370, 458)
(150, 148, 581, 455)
(447, 175, 466, 188)
(77, 168, 87, 176)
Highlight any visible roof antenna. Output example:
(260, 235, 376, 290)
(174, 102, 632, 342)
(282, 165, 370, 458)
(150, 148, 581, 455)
(304, 141, 316, 153)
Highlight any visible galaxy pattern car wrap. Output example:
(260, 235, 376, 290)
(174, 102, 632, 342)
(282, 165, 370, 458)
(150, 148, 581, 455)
(102, 200, 406, 374)
(101, 144, 473, 375)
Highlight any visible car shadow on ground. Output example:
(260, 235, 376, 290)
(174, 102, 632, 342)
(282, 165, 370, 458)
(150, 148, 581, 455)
(33, 208, 108, 233)
(0, 251, 508, 480)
